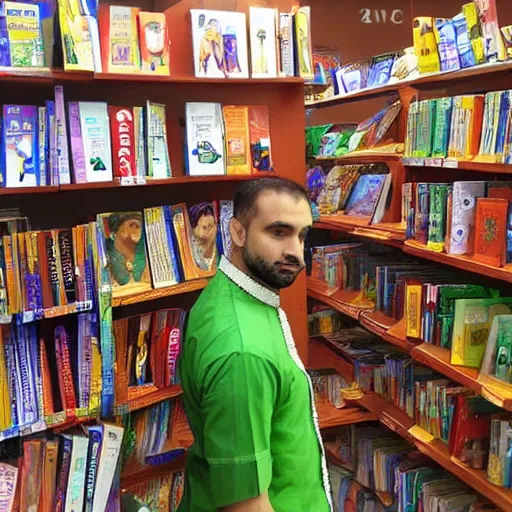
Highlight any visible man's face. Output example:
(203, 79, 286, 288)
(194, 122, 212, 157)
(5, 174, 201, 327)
(243, 191, 312, 289)
(194, 214, 216, 247)
(118, 218, 142, 245)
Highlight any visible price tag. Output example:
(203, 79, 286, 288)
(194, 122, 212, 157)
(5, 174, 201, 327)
(403, 158, 425, 167)
(22, 311, 35, 323)
(0, 315, 12, 324)
(425, 158, 443, 167)
(443, 159, 459, 168)
(120, 176, 136, 186)
(135, 176, 147, 185)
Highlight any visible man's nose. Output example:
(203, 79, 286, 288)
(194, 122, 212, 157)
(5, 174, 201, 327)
(283, 239, 304, 264)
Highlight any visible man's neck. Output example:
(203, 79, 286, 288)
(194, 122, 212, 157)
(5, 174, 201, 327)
(229, 251, 279, 294)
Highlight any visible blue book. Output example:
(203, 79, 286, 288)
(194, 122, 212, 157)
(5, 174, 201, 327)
(0, 5, 10, 67)
(44, 100, 56, 185)
(453, 13, 476, 68)
(84, 425, 103, 512)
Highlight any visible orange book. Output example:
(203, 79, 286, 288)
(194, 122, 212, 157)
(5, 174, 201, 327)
(40, 337, 55, 418)
(248, 105, 273, 172)
(138, 11, 170, 75)
(39, 440, 59, 512)
(223, 106, 251, 175)
(473, 198, 508, 267)
(19, 439, 44, 512)
(98, 4, 140, 74)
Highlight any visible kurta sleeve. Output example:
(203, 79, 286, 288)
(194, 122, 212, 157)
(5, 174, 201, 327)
(201, 351, 278, 508)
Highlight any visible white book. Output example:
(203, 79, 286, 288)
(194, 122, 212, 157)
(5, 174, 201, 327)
(64, 435, 89, 512)
(190, 9, 249, 78)
(186, 102, 225, 176)
(78, 102, 113, 183)
(92, 424, 124, 512)
(279, 13, 295, 77)
(249, 7, 278, 78)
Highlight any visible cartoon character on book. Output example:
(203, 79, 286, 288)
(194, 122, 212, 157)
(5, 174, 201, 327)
(189, 203, 218, 271)
(104, 213, 150, 288)
(296, 10, 312, 76)
(143, 20, 166, 72)
(10, 135, 35, 183)
(192, 140, 222, 164)
(199, 18, 227, 77)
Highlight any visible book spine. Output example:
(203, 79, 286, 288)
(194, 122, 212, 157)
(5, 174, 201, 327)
(89, 329, 102, 415)
(0, 464, 18, 512)
(38, 107, 47, 187)
(55, 326, 76, 417)
(84, 428, 103, 512)
(45, 101, 57, 186)
(78, 315, 92, 410)
(54, 437, 72, 512)
(40, 440, 59, 512)
(68, 102, 87, 183)
(279, 13, 295, 76)
(133, 107, 146, 177)
(64, 436, 89, 512)
(54, 86, 71, 185)
(58, 230, 76, 304)
(109, 107, 136, 177)
(39, 337, 54, 417)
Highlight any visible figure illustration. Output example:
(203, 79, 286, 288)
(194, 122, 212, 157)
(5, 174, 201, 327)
(199, 18, 227, 77)
(188, 203, 218, 271)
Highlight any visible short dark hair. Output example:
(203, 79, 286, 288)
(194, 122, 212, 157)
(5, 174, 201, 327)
(233, 177, 310, 226)
(189, 202, 215, 229)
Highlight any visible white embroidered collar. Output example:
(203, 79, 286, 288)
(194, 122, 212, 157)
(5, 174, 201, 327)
(218, 255, 280, 309)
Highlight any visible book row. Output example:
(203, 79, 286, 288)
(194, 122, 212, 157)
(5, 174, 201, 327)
(1, 87, 273, 188)
(0, 0, 314, 81)
(404, 91, 512, 164)
(0, 397, 188, 512)
(316, 326, 512, 490)
(330, 424, 500, 510)
(402, 181, 512, 267)
(304, 164, 392, 221)
(0, 307, 186, 439)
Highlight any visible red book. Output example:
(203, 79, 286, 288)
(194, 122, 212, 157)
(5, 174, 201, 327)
(109, 106, 137, 177)
(473, 198, 508, 267)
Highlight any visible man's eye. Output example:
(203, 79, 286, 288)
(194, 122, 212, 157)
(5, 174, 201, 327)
(272, 229, 286, 238)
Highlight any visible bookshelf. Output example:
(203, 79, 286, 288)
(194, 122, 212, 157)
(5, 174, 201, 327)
(305, 33, 512, 508)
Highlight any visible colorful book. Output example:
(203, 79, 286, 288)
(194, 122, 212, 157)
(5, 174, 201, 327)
(473, 198, 508, 267)
(344, 174, 389, 220)
(190, 9, 249, 79)
(249, 6, 278, 78)
(54, 86, 70, 185)
(462, 2, 485, 64)
(453, 12, 476, 68)
(223, 105, 250, 175)
(278, 12, 294, 77)
(293, 6, 313, 80)
(427, 183, 450, 252)
(434, 18, 460, 72)
(146, 101, 171, 179)
(138, 11, 170, 75)
(413, 17, 441, 74)
(109, 106, 136, 178)
(0, 463, 18, 512)
(474, 0, 506, 62)
(248, 105, 272, 172)
(64, 435, 89, 512)
(133, 106, 146, 177)
(83, 426, 102, 512)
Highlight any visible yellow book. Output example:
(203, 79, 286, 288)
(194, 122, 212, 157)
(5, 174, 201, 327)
(413, 17, 440, 74)
(462, 3, 486, 64)
(223, 106, 251, 175)
(0, 329, 11, 430)
(405, 284, 423, 339)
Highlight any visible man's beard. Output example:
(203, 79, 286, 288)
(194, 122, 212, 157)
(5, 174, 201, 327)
(244, 247, 303, 289)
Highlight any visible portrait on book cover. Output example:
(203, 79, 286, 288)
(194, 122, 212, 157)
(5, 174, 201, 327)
(188, 202, 218, 271)
(100, 212, 150, 295)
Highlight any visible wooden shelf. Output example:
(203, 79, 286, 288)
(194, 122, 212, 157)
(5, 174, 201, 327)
(0, 185, 59, 195)
(116, 385, 183, 414)
(306, 60, 512, 109)
(403, 240, 512, 283)
(311, 151, 401, 164)
(112, 279, 208, 307)
(403, 157, 512, 174)
(316, 400, 376, 429)
(307, 278, 373, 320)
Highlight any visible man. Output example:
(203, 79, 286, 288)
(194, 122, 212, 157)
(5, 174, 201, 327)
(178, 177, 332, 512)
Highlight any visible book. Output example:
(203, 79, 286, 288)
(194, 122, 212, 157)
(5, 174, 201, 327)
(453, 12, 476, 68)
(248, 105, 272, 172)
(223, 105, 250, 175)
(146, 101, 171, 179)
(502, 26, 512, 59)
(98, 5, 140, 74)
(68, 102, 87, 183)
(133, 106, 146, 177)
(84, 426, 102, 512)
(185, 102, 225, 176)
(293, 6, 313, 80)
(55, 435, 73, 512)
(64, 435, 89, 512)
(218, 200, 233, 259)
(109, 106, 136, 178)
(138, 11, 170, 75)
(462, 2, 485, 64)
(190, 9, 249, 79)
(278, 12, 294, 77)
(249, 7, 277, 78)
(0, 463, 18, 512)
(434, 18, 460, 71)
(343, 174, 389, 220)
(2, 105, 39, 187)
(474, 0, 506, 62)
(427, 183, 450, 252)
(40, 440, 59, 512)
(19, 439, 44, 512)
(473, 198, 508, 267)
(54, 86, 71, 185)
(97, 212, 151, 298)
(413, 17, 441, 74)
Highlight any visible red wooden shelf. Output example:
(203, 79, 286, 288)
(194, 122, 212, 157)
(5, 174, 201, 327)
(116, 385, 183, 414)
(121, 453, 187, 489)
(0, 185, 59, 195)
(312, 152, 401, 164)
(112, 279, 208, 307)
(403, 158, 512, 174)
(316, 399, 376, 429)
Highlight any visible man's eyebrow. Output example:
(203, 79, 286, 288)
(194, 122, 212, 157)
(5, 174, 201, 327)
(265, 221, 295, 230)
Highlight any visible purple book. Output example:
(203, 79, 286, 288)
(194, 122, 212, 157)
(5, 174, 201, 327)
(54, 86, 70, 185)
(55, 436, 73, 512)
(68, 102, 87, 183)
(45, 100, 58, 186)
(0, 9, 11, 67)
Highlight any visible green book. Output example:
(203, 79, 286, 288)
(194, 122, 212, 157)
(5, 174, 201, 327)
(431, 97, 453, 158)
(427, 183, 451, 252)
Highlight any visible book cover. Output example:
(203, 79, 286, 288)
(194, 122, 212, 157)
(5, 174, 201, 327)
(481, 315, 512, 385)
(344, 174, 387, 219)
(278, 12, 294, 77)
(54, 435, 73, 512)
(19, 439, 44, 512)
(434, 18, 461, 71)
(98, 5, 140, 74)
(337, 60, 369, 93)
(97, 212, 151, 298)
(190, 9, 249, 79)
(170, 203, 217, 280)
(38, 106, 47, 186)
(219, 200, 233, 259)
(138, 11, 170, 75)
(248, 105, 272, 172)
(427, 183, 450, 253)
(84, 426, 103, 512)
(45, 100, 57, 185)
(91, 423, 124, 512)
(64, 435, 89, 512)
(109, 106, 136, 178)
(0, 463, 18, 512)
(413, 17, 441, 74)
(453, 12, 476, 68)
(223, 105, 250, 175)
(249, 7, 278, 78)
(146, 101, 171, 179)
(501, 26, 512, 59)
(448, 181, 486, 255)
(144, 206, 180, 289)
(413, 183, 429, 245)
(68, 102, 87, 183)
(185, 102, 225, 176)
(3, 2, 44, 67)
(293, 6, 313, 80)
(54, 86, 71, 185)
(474, 0, 507, 62)
(473, 198, 508, 267)
(431, 97, 453, 158)
(2, 105, 39, 187)
(40, 439, 59, 512)
(367, 53, 396, 88)
(57, 0, 95, 71)
(462, 2, 485, 64)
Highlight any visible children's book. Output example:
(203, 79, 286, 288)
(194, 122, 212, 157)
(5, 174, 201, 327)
(293, 6, 313, 80)
(278, 12, 294, 77)
(185, 102, 225, 176)
(413, 17, 441, 74)
(138, 11, 170, 75)
(249, 7, 277, 78)
(462, 2, 485, 64)
(367, 53, 396, 88)
(109, 106, 136, 178)
(223, 105, 250, 175)
(190, 9, 248, 79)
(146, 101, 171, 179)
(473, 198, 508, 267)
(248, 105, 272, 172)
(453, 12, 476, 68)
(98, 5, 140, 74)
(344, 174, 388, 220)
(2, 105, 39, 187)
(97, 212, 151, 298)
(474, 0, 506, 62)
(434, 18, 460, 72)
(481, 315, 512, 385)
(170, 202, 217, 280)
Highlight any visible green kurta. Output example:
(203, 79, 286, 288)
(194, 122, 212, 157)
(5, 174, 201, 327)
(178, 256, 331, 511)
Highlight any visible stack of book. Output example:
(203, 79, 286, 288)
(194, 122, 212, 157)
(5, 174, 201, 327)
(0, 422, 124, 512)
(403, 181, 512, 267)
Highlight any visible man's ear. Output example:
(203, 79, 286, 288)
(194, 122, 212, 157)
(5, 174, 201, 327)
(229, 217, 246, 249)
